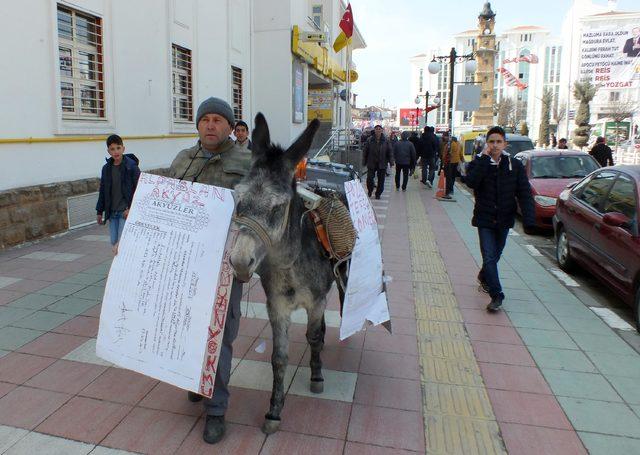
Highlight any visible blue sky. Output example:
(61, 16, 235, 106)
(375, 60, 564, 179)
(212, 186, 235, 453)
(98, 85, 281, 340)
(349, 0, 637, 107)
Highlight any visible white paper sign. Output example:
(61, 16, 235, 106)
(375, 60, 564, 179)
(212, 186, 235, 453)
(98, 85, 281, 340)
(96, 173, 235, 396)
(340, 180, 390, 340)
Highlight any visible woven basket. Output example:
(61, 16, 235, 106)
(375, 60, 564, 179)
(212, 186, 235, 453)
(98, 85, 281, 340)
(316, 195, 357, 261)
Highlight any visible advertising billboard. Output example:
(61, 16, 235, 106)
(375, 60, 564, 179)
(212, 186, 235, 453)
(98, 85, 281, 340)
(579, 25, 640, 89)
(399, 108, 425, 127)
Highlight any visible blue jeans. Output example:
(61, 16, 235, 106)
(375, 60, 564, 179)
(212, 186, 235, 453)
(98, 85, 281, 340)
(108, 211, 126, 245)
(477, 227, 510, 299)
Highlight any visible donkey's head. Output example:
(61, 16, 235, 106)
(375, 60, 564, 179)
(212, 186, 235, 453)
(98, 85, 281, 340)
(230, 113, 319, 282)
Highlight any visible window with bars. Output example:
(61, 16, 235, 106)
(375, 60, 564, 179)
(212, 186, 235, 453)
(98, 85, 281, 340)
(172, 44, 193, 122)
(57, 5, 104, 119)
(231, 66, 243, 121)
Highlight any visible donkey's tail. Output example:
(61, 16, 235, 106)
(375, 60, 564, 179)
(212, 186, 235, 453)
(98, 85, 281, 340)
(332, 257, 350, 316)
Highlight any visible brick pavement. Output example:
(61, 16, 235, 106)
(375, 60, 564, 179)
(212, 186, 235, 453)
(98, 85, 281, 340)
(0, 176, 639, 454)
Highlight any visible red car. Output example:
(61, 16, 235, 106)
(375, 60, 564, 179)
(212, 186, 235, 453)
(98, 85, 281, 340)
(514, 150, 600, 229)
(553, 165, 640, 330)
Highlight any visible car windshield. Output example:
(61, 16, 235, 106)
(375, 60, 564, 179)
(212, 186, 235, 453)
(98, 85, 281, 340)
(505, 140, 534, 155)
(530, 155, 600, 179)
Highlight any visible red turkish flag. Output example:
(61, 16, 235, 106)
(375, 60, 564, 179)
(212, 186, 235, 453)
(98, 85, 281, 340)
(339, 4, 354, 38)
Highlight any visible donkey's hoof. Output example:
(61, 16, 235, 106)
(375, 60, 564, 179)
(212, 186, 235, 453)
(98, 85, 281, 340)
(310, 379, 324, 394)
(262, 418, 281, 435)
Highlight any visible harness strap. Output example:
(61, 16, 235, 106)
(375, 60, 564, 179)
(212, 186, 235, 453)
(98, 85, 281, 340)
(232, 215, 273, 249)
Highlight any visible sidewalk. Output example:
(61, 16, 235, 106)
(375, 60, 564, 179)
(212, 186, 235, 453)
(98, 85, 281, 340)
(0, 177, 639, 454)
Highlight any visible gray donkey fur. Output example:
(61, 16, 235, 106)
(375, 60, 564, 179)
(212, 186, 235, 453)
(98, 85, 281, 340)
(230, 113, 337, 434)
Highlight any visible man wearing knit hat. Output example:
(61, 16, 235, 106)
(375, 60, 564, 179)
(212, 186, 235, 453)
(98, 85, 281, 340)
(168, 97, 252, 444)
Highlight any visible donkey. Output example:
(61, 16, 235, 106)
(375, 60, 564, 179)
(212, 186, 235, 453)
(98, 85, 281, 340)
(230, 113, 338, 434)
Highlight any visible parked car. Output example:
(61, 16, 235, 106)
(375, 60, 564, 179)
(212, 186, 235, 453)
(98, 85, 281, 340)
(505, 134, 534, 156)
(553, 165, 640, 330)
(514, 149, 600, 229)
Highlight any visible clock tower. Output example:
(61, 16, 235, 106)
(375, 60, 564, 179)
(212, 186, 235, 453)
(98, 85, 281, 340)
(472, 2, 497, 127)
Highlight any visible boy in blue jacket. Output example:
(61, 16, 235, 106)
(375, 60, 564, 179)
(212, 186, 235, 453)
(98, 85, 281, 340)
(96, 134, 140, 254)
(465, 126, 535, 312)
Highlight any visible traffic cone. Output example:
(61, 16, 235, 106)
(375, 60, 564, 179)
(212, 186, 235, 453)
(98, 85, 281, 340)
(435, 169, 446, 198)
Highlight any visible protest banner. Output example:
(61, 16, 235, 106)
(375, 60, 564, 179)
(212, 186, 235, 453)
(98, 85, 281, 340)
(340, 180, 391, 340)
(96, 173, 234, 397)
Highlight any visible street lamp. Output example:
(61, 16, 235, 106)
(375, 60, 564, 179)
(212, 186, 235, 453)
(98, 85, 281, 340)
(415, 91, 441, 132)
(428, 47, 477, 135)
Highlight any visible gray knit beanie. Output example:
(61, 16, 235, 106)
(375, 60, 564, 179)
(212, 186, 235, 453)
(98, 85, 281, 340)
(196, 97, 235, 126)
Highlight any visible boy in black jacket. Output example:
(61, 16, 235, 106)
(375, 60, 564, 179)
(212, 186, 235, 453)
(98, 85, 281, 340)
(96, 134, 141, 254)
(465, 126, 535, 311)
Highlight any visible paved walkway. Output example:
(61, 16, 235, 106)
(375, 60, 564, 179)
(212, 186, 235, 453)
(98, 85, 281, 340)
(0, 176, 639, 454)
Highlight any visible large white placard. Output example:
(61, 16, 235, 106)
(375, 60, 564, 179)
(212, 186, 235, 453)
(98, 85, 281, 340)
(96, 173, 235, 396)
(340, 180, 390, 340)
(580, 25, 640, 89)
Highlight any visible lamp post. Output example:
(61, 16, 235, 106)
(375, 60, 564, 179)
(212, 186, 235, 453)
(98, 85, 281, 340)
(415, 91, 441, 131)
(428, 47, 477, 136)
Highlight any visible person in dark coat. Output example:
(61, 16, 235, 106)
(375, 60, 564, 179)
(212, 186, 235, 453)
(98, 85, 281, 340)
(418, 126, 438, 188)
(363, 125, 394, 199)
(393, 131, 417, 191)
(589, 136, 614, 167)
(557, 138, 568, 149)
(465, 126, 535, 312)
(96, 134, 141, 254)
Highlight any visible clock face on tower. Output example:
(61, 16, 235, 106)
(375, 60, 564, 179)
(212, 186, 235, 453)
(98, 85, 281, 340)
(483, 27, 491, 35)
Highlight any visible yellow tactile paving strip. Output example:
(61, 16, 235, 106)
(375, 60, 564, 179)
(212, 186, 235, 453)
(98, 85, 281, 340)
(406, 190, 507, 454)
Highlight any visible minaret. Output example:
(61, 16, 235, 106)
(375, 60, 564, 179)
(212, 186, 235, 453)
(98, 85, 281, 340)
(472, 2, 497, 127)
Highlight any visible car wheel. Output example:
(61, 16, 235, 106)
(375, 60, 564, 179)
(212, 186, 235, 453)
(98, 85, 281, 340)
(556, 226, 574, 271)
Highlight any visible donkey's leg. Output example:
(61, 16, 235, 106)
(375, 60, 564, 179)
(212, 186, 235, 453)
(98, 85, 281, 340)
(306, 300, 327, 394)
(262, 298, 291, 435)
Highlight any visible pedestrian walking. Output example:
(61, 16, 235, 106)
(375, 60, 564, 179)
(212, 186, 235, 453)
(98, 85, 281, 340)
(168, 97, 252, 444)
(96, 134, 140, 255)
(363, 124, 394, 199)
(393, 131, 416, 191)
(551, 133, 558, 148)
(439, 131, 464, 199)
(589, 136, 614, 167)
(234, 120, 252, 150)
(558, 137, 568, 149)
(465, 126, 535, 312)
(418, 126, 438, 188)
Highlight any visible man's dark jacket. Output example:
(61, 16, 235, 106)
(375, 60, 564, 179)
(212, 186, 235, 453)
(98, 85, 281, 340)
(393, 139, 417, 168)
(589, 143, 614, 167)
(418, 131, 438, 161)
(465, 153, 535, 229)
(363, 135, 394, 170)
(96, 155, 141, 221)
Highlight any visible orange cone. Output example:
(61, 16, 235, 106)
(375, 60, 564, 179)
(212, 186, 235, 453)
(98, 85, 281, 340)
(435, 169, 446, 198)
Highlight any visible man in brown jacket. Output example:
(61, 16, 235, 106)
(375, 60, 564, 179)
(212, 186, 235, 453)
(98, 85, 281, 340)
(440, 131, 464, 199)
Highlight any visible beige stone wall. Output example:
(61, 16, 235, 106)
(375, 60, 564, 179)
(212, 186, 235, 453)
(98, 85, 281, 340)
(0, 168, 169, 249)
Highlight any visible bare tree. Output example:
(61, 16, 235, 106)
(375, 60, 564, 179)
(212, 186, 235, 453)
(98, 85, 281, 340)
(605, 98, 638, 152)
(494, 97, 515, 129)
(553, 99, 566, 125)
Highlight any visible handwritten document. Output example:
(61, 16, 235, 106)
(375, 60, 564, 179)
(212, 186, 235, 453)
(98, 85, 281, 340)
(340, 180, 391, 340)
(96, 173, 235, 397)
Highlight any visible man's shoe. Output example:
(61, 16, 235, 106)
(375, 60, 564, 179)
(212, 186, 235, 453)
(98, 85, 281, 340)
(441, 194, 452, 199)
(375, 195, 381, 200)
(477, 274, 490, 294)
(203, 415, 226, 444)
(486, 296, 503, 312)
(188, 391, 203, 402)
(402, 188, 406, 191)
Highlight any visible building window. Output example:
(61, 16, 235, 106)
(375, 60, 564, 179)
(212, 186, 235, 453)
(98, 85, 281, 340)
(609, 91, 620, 102)
(418, 68, 423, 93)
(57, 5, 104, 119)
(311, 5, 323, 29)
(231, 66, 243, 121)
(172, 44, 193, 122)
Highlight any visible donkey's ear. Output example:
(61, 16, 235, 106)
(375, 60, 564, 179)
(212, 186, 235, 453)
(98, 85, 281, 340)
(284, 119, 320, 169)
(251, 113, 270, 157)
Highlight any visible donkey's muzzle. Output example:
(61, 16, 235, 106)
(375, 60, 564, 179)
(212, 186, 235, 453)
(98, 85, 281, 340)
(229, 256, 255, 283)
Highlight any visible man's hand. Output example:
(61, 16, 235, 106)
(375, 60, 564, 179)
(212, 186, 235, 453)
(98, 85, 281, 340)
(123, 209, 129, 220)
(96, 215, 103, 225)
